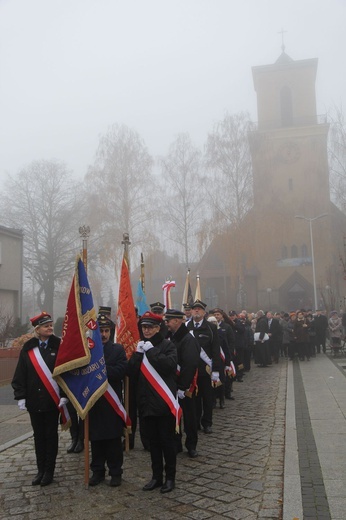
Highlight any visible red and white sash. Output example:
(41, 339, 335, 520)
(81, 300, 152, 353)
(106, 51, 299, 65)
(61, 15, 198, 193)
(200, 347, 212, 374)
(176, 364, 198, 397)
(220, 347, 225, 363)
(103, 383, 132, 430)
(226, 361, 237, 378)
(28, 347, 71, 429)
(141, 354, 182, 430)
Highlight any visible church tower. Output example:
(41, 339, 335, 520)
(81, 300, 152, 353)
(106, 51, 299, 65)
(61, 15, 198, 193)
(250, 51, 330, 215)
(248, 49, 335, 310)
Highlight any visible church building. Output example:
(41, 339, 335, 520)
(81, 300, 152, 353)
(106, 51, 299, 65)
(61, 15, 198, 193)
(199, 49, 346, 312)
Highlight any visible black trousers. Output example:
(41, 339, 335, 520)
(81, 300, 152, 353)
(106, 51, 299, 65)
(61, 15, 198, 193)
(224, 376, 233, 398)
(142, 415, 176, 481)
(67, 402, 84, 441)
(255, 341, 271, 366)
(195, 375, 213, 428)
(90, 437, 123, 476)
(29, 409, 60, 474)
(316, 333, 327, 353)
(178, 394, 198, 451)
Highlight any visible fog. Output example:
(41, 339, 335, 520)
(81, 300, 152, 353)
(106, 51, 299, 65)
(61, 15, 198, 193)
(1, 0, 346, 186)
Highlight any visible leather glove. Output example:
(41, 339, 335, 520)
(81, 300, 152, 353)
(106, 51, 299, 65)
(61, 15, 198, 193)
(136, 340, 145, 353)
(18, 399, 26, 411)
(177, 389, 185, 400)
(211, 371, 220, 382)
(142, 341, 154, 352)
(58, 397, 69, 408)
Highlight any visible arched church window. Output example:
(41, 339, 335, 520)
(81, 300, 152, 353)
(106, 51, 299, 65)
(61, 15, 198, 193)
(280, 86, 293, 127)
(281, 245, 288, 259)
(291, 245, 298, 258)
(302, 244, 308, 257)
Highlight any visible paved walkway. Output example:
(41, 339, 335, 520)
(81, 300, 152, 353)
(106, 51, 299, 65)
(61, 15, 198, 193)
(0, 352, 345, 519)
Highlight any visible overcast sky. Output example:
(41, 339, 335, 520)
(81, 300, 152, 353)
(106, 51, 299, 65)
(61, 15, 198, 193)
(1, 0, 345, 187)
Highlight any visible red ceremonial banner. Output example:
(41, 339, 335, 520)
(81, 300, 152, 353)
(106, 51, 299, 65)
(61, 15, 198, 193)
(116, 257, 140, 359)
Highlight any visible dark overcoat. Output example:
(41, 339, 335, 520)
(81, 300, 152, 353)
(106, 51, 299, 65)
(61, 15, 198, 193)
(186, 318, 221, 376)
(170, 323, 200, 391)
(12, 335, 60, 412)
(127, 332, 177, 418)
(89, 341, 127, 441)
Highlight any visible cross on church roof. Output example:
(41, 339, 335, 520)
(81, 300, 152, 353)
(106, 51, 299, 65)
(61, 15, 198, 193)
(278, 27, 287, 52)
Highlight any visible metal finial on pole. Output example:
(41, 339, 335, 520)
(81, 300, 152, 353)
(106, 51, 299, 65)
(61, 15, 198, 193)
(122, 232, 131, 266)
(140, 252, 145, 292)
(79, 225, 90, 271)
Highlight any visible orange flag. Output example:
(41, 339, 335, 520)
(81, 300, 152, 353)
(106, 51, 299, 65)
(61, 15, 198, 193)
(116, 257, 140, 359)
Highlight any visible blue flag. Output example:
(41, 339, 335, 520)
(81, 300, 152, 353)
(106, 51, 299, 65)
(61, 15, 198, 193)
(136, 280, 149, 317)
(53, 256, 108, 419)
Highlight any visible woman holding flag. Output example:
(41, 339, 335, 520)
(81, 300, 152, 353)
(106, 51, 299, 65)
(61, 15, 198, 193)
(127, 311, 178, 494)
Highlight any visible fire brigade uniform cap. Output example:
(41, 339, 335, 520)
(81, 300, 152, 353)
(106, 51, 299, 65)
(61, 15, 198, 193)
(97, 314, 115, 329)
(98, 306, 111, 316)
(150, 302, 165, 313)
(229, 310, 237, 316)
(139, 311, 163, 326)
(165, 309, 185, 320)
(183, 303, 191, 310)
(191, 299, 207, 310)
(211, 307, 223, 314)
(30, 312, 53, 327)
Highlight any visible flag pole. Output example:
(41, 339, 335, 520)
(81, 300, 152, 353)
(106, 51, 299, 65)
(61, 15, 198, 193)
(121, 233, 131, 453)
(195, 273, 201, 301)
(181, 268, 190, 310)
(140, 252, 145, 292)
(79, 225, 91, 489)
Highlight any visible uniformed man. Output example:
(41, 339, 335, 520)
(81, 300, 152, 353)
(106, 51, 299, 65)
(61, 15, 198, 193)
(183, 303, 193, 324)
(165, 309, 200, 457)
(211, 308, 235, 400)
(88, 314, 127, 487)
(186, 300, 221, 434)
(150, 302, 168, 337)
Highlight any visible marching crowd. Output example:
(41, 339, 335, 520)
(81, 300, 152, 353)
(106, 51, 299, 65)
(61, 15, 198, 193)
(11, 303, 344, 493)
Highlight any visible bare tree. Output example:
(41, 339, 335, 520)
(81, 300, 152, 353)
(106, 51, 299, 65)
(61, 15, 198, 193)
(328, 105, 346, 211)
(85, 124, 159, 271)
(0, 160, 84, 314)
(204, 111, 254, 234)
(159, 133, 204, 266)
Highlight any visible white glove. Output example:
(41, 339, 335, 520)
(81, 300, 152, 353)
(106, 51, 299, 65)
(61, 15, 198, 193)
(225, 366, 231, 372)
(18, 399, 26, 411)
(177, 389, 185, 400)
(58, 397, 69, 408)
(136, 340, 145, 353)
(142, 341, 154, 352)
(211, 371, 220, 382)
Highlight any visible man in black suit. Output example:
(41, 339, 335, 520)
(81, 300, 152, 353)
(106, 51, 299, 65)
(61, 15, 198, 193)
(267, 311, 282, 363)
(315, 309, 328, 353)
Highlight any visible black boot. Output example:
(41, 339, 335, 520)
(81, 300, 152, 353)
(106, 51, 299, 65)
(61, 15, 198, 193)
(74, 439, 84, 453)
(67, 438, 78, 453)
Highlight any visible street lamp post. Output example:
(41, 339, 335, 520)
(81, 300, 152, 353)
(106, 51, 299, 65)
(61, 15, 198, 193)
(295, 213, 328, 310)
(266, 288, 272, 309)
